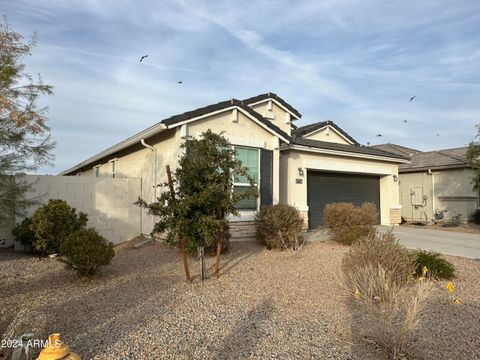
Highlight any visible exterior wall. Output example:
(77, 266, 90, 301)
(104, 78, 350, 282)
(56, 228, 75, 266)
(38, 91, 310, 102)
(0, 175, 142, 248)
(302, 126, 351, 144)
(250, 101, 292, 135)
(399, 168, 479, 222)
(280, 149, 401, 227)
(74, 108, 284, 235)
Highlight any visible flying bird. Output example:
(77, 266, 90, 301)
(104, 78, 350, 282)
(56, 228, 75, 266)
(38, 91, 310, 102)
(409, 95, 416, 102)
(139, 55, 148, 62)
(177, 81, 183, 84)
(403, 120, 408, 123)
(376, 134, 382, 137)
(437, 133, 440, 136)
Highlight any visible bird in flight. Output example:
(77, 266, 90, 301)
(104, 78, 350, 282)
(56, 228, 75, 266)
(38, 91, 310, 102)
(139, 55, 148, 62)
(409, 95, 416, 102)
(403, 120, 408, 123)
(437, 133, 440, 136)
(376, 134, 382, 137)
(177, 81, 183, 84)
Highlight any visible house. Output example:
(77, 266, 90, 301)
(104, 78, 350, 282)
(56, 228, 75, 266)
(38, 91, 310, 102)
(373, 143, 479, 223)
(61, 93, 409, 239)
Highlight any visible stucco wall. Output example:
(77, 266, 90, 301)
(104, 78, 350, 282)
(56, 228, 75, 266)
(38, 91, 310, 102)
(250, 101, 292, 135)
(302, 126, 351, 144)
(399, 168, 479, 222)
(0, 175, 142, 248)
(280, 149, 401, 226)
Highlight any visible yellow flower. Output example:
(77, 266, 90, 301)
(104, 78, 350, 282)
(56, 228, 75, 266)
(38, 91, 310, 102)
(422, 266, 428, 276)
(446, 282, 455, 293)
(354, 289, 361, 299)
(453, 297, 461, 304)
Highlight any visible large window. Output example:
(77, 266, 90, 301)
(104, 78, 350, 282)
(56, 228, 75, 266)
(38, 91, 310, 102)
(233, 146, 259, 211)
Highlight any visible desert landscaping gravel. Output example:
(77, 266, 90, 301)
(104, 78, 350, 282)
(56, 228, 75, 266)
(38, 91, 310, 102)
(1, 240, 479, 359)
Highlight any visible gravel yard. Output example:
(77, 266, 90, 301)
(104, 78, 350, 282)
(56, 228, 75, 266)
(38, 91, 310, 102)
(1, 240, 479, 359)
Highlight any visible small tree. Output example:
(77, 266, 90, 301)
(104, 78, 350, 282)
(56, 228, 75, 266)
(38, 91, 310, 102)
(0, 20, 55, 225)
(466, 124, 480, 192)
(31, 199, 88, 254)
(137, 130, 257, 281)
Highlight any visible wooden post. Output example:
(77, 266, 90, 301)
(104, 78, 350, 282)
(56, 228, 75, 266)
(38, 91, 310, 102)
(198, 245, 206, 281)
(166, 165, 192, 283)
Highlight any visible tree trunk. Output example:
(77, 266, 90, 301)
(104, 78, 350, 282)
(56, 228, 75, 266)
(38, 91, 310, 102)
(166, 165, 191, 282)
(198, 245, 206, 281)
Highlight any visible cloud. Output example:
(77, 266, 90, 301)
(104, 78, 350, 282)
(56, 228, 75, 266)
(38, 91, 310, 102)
(2, 0, 479, 173)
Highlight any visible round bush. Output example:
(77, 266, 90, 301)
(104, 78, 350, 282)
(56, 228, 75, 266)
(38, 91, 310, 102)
(413, 250, 455, 279)
(31, 199, 88, 254)
(12, 217, 36, 250)
(60, 228, 115, 276)
(255, 204, 304, 250)
(473, 208, 480, 225)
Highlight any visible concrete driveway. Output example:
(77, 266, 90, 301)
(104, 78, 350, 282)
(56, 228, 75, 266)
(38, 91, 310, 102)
(384, 226, 480, 259)
(305, 226, 480, 259)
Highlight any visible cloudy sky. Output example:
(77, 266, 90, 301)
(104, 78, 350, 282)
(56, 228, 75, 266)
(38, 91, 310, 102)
(4, 0, 479, 174)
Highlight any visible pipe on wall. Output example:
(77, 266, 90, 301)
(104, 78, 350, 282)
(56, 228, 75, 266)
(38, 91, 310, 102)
(141, 139, 157, 236)
(427, 169, 435, 218)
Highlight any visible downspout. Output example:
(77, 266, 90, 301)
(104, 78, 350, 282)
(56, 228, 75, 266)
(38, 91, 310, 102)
(428, 169, 435, 218)
(141, 139, 157, 237)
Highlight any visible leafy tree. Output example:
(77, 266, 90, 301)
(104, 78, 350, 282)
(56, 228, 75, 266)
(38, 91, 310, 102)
(0, 20, 54, 225)
(137, 130, 257, 281)
(466, 124, 480, 192)
(31, 199, 88, 254)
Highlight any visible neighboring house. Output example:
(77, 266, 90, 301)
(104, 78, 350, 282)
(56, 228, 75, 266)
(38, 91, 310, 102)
(61, 93, 408, 239)
(373, 143, 479, 223)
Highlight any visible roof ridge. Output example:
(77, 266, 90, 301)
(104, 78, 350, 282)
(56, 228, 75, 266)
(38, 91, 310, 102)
(437, 150, 466, 163)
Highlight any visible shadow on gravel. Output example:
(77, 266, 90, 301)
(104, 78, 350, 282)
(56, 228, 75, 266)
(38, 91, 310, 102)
(214, 297, 274, 359)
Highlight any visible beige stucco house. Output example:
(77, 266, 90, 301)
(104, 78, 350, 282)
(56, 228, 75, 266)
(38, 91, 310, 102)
(373, 144, 479, 223)
(61, 93, 408, 239)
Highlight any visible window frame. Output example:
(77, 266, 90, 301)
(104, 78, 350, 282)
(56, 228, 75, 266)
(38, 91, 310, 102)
(232, 145, 260, 212)
(93, 165, 100, 178)
(108, 158, 118, 178)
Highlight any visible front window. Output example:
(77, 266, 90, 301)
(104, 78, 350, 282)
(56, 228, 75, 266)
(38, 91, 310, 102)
(94, 166, 100, 178)
(233, 146, 259, 211)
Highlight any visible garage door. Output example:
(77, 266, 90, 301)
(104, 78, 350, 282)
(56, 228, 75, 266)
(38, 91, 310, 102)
(307, 171, 380, 229)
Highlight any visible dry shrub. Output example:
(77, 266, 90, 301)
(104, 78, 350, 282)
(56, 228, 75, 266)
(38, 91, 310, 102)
(342, 231, 432, 359)
(255, 204, 304, 253)
(323, 202, 377, 245)
(343, 231, 414, 292)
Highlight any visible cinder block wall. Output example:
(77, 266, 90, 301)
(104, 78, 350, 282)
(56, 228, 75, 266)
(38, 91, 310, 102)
(0, 175, 142, 248)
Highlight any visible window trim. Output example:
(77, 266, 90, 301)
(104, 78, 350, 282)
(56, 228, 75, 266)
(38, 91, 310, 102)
(108, 158, 118, 178)
(232, 145, 261, 212)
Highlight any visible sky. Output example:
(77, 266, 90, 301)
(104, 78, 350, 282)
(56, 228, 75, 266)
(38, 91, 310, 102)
(3, 0, 480, 174)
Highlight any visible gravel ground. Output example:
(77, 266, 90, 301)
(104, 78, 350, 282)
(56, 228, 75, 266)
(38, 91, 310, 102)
(1, 240, 479, 359)
(404, 221, 480, 234)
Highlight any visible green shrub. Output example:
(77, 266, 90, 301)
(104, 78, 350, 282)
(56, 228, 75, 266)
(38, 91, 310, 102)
(31, 199, 88, 254)
(413, 250, 455, 279)
(473, 208, 480, 224)
(12, 217, 36, 250)
(255, 204, 304, 251)
(342, 231, 414, 295)
(324, 202, 377, 245)
(60, 228, 115, 276)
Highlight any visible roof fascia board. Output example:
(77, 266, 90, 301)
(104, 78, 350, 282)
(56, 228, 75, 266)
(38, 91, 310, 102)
(247, 98, 300, 120)
(167, 105, 290, 143)
(399, 164, 469, 173)
(303, 125, 355, 144)
(281, 144, 410, 164)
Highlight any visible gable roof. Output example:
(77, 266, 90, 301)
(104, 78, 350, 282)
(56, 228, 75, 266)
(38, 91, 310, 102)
(243, 92, 302, 119)
(288, 137, 410, 162)
(398, 147, 469, 172)
(292, 120, 359, 145)
(371, 143, 421, 157)
(160, 98, 291, 141)
(60, 94, 292, 175)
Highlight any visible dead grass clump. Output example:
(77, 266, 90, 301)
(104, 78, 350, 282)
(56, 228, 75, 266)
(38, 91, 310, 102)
(323, 202, 377, 245)
(342, 231, 432, 359)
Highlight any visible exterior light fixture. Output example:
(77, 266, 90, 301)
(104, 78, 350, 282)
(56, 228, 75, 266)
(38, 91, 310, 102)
(298, 168, 304, 176)
(393, 175, 398, 182)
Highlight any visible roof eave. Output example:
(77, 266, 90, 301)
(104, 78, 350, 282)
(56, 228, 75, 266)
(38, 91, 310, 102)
(399, 164, 469, 173)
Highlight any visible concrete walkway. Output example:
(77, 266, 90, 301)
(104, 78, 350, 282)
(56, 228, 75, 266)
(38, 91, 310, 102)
(305, 226, 480, 259)
(384, 226, 480, 259)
